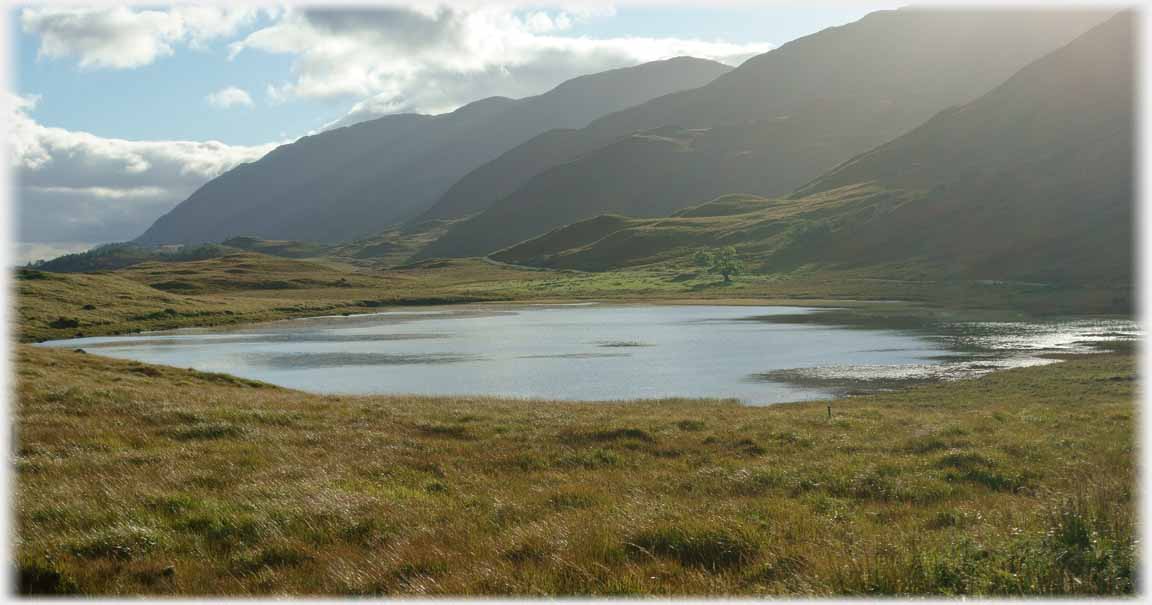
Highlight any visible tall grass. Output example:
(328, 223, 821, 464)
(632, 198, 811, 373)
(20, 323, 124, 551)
(13, 345, 1135, 596)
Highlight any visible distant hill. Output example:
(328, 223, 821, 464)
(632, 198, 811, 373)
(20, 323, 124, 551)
(495, 12, 1134, 285)
(29, 243, 234, 273)
(38, 218, 459, 273)
(221, 219, 460, 267)
(417, 8, 1109, 259)
(134, 57, 731, 245)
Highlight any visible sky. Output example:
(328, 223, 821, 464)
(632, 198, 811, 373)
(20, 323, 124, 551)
(7, 2, 903, 262)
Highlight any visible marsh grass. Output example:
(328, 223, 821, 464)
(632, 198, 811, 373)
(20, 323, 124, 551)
(13, 345, 1135, 596)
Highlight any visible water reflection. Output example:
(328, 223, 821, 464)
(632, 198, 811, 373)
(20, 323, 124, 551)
(40, 305, 1137, 405)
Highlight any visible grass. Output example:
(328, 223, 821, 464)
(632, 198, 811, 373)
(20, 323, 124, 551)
(490, 188, 901, 271)
(17, 246, 1131, 343)
(14, 256, 525, 342)
(14, 246, 1136, 595)
(14, 345, 1135, 596)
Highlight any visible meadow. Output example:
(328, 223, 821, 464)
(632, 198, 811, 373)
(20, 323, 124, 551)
(12, 249, 1138, 596)
(14, 343, 1134, 596)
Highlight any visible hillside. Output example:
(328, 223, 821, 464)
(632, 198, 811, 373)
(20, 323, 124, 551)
(220, 219, 458, 267)
(491, 187, 916, 271)
(135, 57, 730, 245)
(494, 12, 1133, 286)
(787, 10, 1134, 283)
(416, 8, 1108, 258)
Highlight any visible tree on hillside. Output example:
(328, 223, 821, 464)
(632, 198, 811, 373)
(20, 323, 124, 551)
(694, 246, 745, 283)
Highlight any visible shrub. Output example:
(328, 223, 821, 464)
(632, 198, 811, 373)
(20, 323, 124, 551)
(231, 543, 312, 574)
(414, 422, 473, 440)
(166, 422, 246, 441)
(502, 533, 554, 563)
(17, 559, 79, 595)
(556, 448, 620, 469)
(577, 428, 655, 443)
(547, 489, 599, 509)
(627, 523, 759, 571)
(902, 436, 951, 454)
(48, 317, 80, 329)
(936, 451, 995, 472)
(178, 512, 263, 545)
(71, 525, 164, 560)
(16, 269, 49, 280)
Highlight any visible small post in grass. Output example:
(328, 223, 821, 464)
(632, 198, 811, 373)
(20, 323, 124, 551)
(827, 402, 832, 421)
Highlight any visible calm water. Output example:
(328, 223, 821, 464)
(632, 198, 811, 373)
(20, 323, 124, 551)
(39, 304, 1136, 405)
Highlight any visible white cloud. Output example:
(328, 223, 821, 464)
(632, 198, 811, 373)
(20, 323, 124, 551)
(9, 93, 280, 244)
(230, 3, 773, 124)
(25, 185, 171, 199)
(19, 3, 775, 126)
(206, 86, 254, 109)
(20, 6, 261, 69)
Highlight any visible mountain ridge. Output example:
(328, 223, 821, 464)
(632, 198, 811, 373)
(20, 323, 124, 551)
(493, 11, 1133, 285)
(417, 9, 1110, 259)
(135, 56, 732, 245)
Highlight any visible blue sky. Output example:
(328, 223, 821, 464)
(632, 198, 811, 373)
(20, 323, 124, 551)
(13, 10, 349, 145)
(9, 2, 901, 259)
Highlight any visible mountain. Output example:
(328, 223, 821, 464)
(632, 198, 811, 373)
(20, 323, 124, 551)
(787, 10, 1133, 283)
(134, 57, 731, 245)
(416, 8, 1110, 259)
(494, 12, 1133, 285)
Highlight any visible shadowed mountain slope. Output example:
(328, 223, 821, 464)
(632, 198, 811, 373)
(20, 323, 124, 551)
(135, 57, 731, 245)
(417, 8, 1109, 259)
(495, 12, 1134, 285)
(787, 10, 1134, 283)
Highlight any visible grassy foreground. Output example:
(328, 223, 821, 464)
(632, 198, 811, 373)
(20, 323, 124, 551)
(14, 345, 1135, 596)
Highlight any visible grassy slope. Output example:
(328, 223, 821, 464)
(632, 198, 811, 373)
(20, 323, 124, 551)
(325, 220, 458, 267)
(221, 219, 459, 268)
(489, 189, 1132, 314)
(14, 255, 538, 342)
(15, 345, 1134, 596)
(16, 247, 1131, 344)
(491, 187, 917, 271)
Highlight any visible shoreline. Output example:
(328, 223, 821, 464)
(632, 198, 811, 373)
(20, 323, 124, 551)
(33, 301, 1137, 406)
(23, 296, 898, 343)
(33, 291, 1134, 344)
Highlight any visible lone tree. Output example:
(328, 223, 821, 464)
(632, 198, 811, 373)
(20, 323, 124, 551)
(694, 246, 745, 283)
